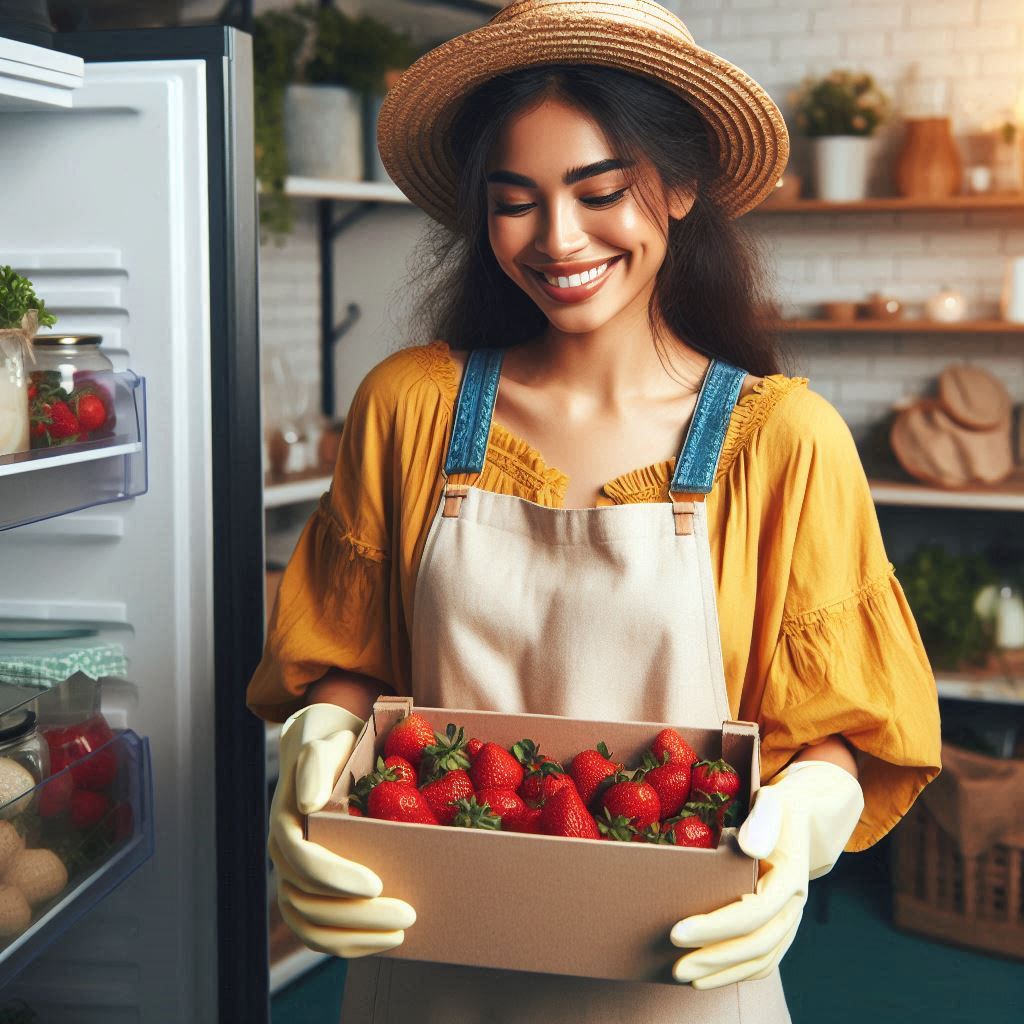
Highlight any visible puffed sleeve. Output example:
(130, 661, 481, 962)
(245, 358, 401, 724)
(754, 388, 942, 852)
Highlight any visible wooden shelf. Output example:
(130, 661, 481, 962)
(778, 319, 1024, 333)
(264, 470, 332, 509)
(869, 472, 1024, 512)
(935, 668, 1024, 705)
(755, 194, 1024, 214)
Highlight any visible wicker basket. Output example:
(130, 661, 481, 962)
(892, 795, 1024, 959)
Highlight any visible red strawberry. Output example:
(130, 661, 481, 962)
(641, 820, 679, 845)
(598, 773, 661, 835)
(505, 805, 543, 834)
(420, 768, 475, 826)
(651, 728, 700, 768)
(110, 800, 134, 842)
(38, 771, 74, 818)
(641, 750, 692, 819)
(70, 790, 111, 830)
(46, 400, 81, 440)
(475, 787, 528, 828)
(382, 755, 417, 787)
(540, 785, 600, 839)
(419, 723, 471, 781)
(347, 804, 363, 816)
(466, 737, 484, 762)
(569, 742, 620, 807)
(691, 758, 741, 825)
(513, 738, 572, 808)
(74, 392, 108, 432)
(367, 781, 439, 824)
(667, 801, 720, 849)
(450, 796, 502, 830)
(383, 713, 438, 768)
(470, 742, 524, 792)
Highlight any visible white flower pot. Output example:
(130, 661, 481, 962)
(284, 83, 364, 181)
(810, 136, 872, 201)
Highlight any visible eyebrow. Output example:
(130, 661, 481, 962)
(485, 157, 635, 188)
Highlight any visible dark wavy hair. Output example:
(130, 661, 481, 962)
(402, 63, 790, 378)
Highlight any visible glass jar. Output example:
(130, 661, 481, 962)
(28, 333, 116, 449)
(37, 675, 117, 792)
(0, 337, 29, 457)
(0, 708, 49, 819)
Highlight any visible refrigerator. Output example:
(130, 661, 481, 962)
(0, 24, 268, 1024)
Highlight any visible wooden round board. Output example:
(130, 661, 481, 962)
(891, 399, 1014, 488)
(938, 363, 1012, 431)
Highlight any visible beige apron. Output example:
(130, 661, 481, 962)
(340, 351, 791, 1023)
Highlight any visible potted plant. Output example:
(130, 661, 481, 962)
(286, 6, 419, 183)
(789, 69, 890, 201)
(252, 8, 308, 239)
(0, 267, 57, 457)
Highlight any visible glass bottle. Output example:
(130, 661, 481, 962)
(37, 675, 117, 791)
(0, 708, 50, 818)
(0, 336, 29, 457)
(29, 333, 116, 448)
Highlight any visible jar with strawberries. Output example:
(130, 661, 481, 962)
(28, 334, 116, 449)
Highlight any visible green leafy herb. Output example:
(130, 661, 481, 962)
(0, 266, 57, 331)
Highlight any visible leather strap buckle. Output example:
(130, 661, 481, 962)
(670, 492, 705, 536)
(442, 483, 470, 518)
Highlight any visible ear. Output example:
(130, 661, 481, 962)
(667, 183, 696, 220)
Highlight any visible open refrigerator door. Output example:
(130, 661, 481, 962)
(0, 25, 266, 1024)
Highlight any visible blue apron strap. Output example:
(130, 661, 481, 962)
(442, 347, 504, 516)
(669, 359, 746, 534)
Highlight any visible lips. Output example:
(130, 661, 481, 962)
(528, 254, 625, 305)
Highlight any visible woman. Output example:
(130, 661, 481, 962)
(248, 2, 942, 1021)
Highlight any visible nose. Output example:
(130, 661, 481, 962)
(534, 195, 588, 260)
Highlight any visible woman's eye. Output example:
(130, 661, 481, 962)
(492, 187, 629, 217)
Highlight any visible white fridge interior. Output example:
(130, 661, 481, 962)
(0, 41, 232, 1022)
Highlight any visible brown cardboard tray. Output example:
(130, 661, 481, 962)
(306, 696, 760, 983)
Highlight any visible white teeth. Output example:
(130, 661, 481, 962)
(543, 260, 612, 288)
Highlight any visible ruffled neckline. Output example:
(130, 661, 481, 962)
(418, 339, 807, 507)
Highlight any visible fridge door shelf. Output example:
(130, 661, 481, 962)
(0, 36, 84, 110)
(0, 372, 147, 531)
(0, 728, 153, 987)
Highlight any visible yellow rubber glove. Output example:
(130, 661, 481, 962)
(670, 759, 864, 988)
(269, 703, 416, 958)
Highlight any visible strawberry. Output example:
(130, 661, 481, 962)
(347, 804, 363, 816)
(420, 768, 475, 826)
(475, 787, 529, 828)
(598, 772, 661, 834)
(505, 805, 543, 834)
(641, 820, 679, 845)
(651, 728, 700, 768)
(367, 781, 439, 824)
(667, 800, 720, 849)
(74, 391, 108, 432)
(46, 400, 81, 440)
(513, 738, 572, 808)
(38, 771, 74, 818)
(568, 742, 620, 807)
(70, 790, 111, 830)
(382, 755, 417, 787)
(691, 758, 741, 825)
(383, 712, 438, 768)
(641, 750, 692, 819)
(419, 723, 471, 781)
(539, 784, 600, 839)
(470, 742, 524, 792)
(466, 737, 484, 762)
(450, 796, 502, 830)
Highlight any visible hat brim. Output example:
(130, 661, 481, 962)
(377, 12, 790, 228)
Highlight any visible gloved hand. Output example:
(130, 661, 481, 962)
(269, 702, 416, 958)
(670, 759, 864, 988)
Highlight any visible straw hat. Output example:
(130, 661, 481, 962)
(376, 0, 789, 229)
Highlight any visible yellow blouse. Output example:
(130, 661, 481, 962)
(247, 340, 941, 852)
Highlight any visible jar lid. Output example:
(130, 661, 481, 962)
(0, 708, 36, 742)
(33, 334, 104, 347)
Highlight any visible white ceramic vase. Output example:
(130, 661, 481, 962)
(811, 135, 871, 201)
(284, 83, 364, 181)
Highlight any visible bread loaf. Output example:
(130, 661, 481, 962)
(938, 363, 1012, 431)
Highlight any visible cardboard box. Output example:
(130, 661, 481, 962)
(306, 696, 760, 983)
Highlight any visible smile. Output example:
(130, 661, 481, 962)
(527, 255, 624, 304)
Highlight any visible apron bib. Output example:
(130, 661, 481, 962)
(340, 351, 791, 1023)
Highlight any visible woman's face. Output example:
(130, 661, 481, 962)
(484, 97, 692, 335)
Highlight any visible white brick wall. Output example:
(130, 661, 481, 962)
(258, 0, 1024, 446)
